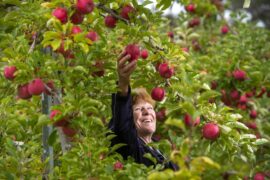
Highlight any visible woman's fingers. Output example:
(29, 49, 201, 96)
(122, 60, 137, 74)
(118, 54, 131, 68)
(117, 50, 126, 60)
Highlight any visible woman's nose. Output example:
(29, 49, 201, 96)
(141, 108, 149, 115)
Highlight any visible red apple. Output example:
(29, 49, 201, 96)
(86, 30, 99, 42)
(50, 110, 68, 127)
(18, 84, 32, 99)
(4, 66, 17, 80)
(28, 78, 45, 95)
(120, 4, 134, 20)
(155, 61, 161, 72)
(76, 0, 94, 14)
(151, 87, 165, 101)
(211, 81, 218, 90)
(167, 31, 174, 38)
(156, 108, 166, 122)
(113, 161, 124, 170)
(245, 91, 254, 98)
(140, 49, 148, 59)
(255, 132, 261, 139)
(56, 41, 74, 59)
(182, 47, 189, 52)
(104, 15, 117, 28)
(44, 80, 55, 95)
(158, 63, 174, 79)
(202, 123, 220, 140)
(52, 7, 68, 24)
(250, 110, 257, 119)
(221, 89, 231, 106)
(239, 95, 248, 104)
(124, 44, 140, 62)
(230, 89, 240, 100)
(188, 18, 200, 28)
(71, 26, 82, 34)
(192, 40, 201, 51)
(185, 4, 196, 12)
(254, 172, 265, 180)
(65, 51, 75, 59)
(184, 113, 200, 127)
(221, 25, 229, 34)
(92, 61, 105, 77)
(246, 122, 257, 129)
(70, 11, 84, 24)
(237, 103, 247, 110)
(62, 126, 77, 137)
(232, 69, 247, 81)
(256, 87, 266, 98)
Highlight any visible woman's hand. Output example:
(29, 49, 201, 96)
(117, 51, 137, 96)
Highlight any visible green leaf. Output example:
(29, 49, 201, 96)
(243, 0, 251, 8)
(73, 65, 88, 74)
(78, 43, 89, 54)
(190, 156, 220, 173)
(165, 118, 184, 129)
(219, 125, 232, 134)
(143, 153, 157, 164)
(109, 143, 127, 153)
(253, 138, 269, 145)
(148, 169, 174, 180)
(240, 134, 257, 140)
(180, 102, 195, 115)
(50, 39, 62, 51)
(48, 129, 58, 146)
(36, 114, 50, 127)
(198, 90, 220, 103)
(227, 122, 248, 130)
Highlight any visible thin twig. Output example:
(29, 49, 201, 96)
(96, 3, 129, 24)
(44, 84, 62, 104)
(28, 33, 37, 54)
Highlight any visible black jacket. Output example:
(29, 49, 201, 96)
(108, 87, 179, 171)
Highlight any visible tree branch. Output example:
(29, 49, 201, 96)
(96, 3, 129, 24)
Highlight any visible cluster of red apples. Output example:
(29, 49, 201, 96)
(184, 2, 229, 34)
(50, 110, 77, 137)
(150, 61, 175, 102)
(4, 66, 55, 99)
(52, 0, 98, 60)
(4, 66, 77, 137)
(184, 113, 220, 140)
(211, 69, 270, 137)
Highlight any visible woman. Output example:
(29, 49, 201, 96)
(108, 52, 179, 171)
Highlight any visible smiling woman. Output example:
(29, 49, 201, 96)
(108, 51, 179, 171)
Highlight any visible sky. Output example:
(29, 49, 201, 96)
(137, 0, 265, 27)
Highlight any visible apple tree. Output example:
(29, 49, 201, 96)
(0, 0, 269, 179)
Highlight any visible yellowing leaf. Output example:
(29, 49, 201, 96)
(79, 43, 89, 54)
(191, 156, 220, 173)
(148, 169, 174, 180)
(165, 118, 184, 129)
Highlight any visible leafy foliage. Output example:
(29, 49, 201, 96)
(0, 0, 269, 179)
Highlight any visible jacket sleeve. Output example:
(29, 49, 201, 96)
(108, 86, 138, 145)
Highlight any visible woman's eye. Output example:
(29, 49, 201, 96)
(147, 107, 153, 110)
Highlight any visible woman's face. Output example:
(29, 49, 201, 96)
(133, 101, 156, 136)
